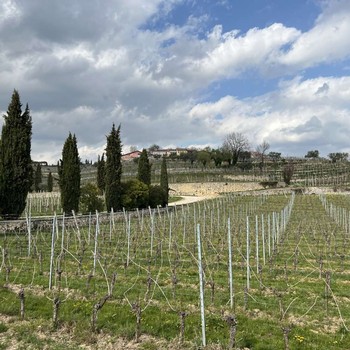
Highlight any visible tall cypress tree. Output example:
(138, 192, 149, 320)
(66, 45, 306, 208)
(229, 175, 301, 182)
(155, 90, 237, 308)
(96, 153, 106, 194)
(137, 149, 151, 186)
(160, 156, 169, 206)
(58, 133, 81, 214)
(34, 163, 42, 192)
(47, 171, 53, 192)
(105, 124, 122, 212)
(0, 90, 32, 219)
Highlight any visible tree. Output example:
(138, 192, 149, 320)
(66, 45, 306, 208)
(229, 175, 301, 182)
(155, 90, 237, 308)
(105, 124, 122, 212)
(34, 163, 42, 192)
(197, 150, 211, 167)
(96, 153, 105, 194)
(121, 179, 149, 210)
(268, 152, 281, 162)
(129, 145, 138, 152)
(180, 149, 197, 165)
(237, 151, 252, 170)
(211, 148, 224, 167)
(256, 140, 270, 169)
(47, 171, 53, 192)
(0, 90, 32, 219)
(149, 185, 166, 208)
(137, 149, 151, 186)
(80, 183, 104, 214)
(148, 144, 160, 152)
(305, 150, 319, 159)
(58, 133, 81, 214)
(160, 157, 169, 206)
(283, 163, 295, 186)
(222, 132, 250, 166)
(328, 152, 348, 163)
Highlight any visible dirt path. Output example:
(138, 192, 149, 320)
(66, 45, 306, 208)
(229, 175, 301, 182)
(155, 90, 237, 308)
(168, 181, 263, 206)
(168, 194, 217, 206)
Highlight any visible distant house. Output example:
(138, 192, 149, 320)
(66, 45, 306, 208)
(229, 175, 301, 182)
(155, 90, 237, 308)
(121, 150, 141, 161)
(33, 161, 48, 166)
(149, 148, 188, 158)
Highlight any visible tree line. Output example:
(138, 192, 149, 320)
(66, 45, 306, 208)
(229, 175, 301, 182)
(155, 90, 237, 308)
(153, 132, 349, 168)
(0, 91, 169, 219)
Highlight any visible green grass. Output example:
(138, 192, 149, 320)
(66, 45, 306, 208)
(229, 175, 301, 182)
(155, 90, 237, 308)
(2, 193, 350, 348)
(168, 196, 183, 203)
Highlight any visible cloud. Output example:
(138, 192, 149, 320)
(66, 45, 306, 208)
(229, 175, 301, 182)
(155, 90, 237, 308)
(278, 0, 350, 70)
(315, 82, 330, 95)
(1, 0, 350, 163)
(188, 76, 350, 156)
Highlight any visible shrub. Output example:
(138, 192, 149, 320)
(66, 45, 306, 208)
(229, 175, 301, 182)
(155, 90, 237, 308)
(149, 185, 166, 208)
(121, 179, 149, 210)
(80, 183, 104, 214)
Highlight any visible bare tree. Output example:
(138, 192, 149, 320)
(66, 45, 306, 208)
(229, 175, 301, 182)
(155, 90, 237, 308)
(283, 163, 295, 186)
(256, 140, 270, 170)
(222, 132, 250, 166)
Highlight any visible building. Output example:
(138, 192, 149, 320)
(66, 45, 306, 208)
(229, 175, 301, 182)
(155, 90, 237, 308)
(149, 148, 188, 158)
(121, 150, 141, 161)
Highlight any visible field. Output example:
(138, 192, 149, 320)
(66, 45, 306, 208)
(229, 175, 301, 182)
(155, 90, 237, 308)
(1, 191, 350, 349)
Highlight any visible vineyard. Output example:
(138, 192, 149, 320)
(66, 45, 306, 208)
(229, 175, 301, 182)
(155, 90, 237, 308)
(1, 191, 350, 349)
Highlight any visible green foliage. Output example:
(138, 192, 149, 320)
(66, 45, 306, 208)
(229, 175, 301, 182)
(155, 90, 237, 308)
(149, 185, 166, 208)
(148, 144, 160, 152)
(58, 133, 81, 214)
(2, 194, 350, 348)
(121, 179, 149, 210)
(96, 153, 105, 194)
(238, 151, 253, 170)
(47, 171, 53, 192)
(328, 152, 348, 163)
(105, 124, 122, 212)
(0, 323, 8, 333)
(0, 90, 32, 219)
(34, 163, 42, 192)
(137, 149, 151, 186)
(197, 150, 211, 167)
(305, 150, 319, 159)
(160, 157, 169, 206)
(211, 148, 224, 167)
(268, 152, 281, 162)
(180, 149, 197, 165)
(80, 183, 104, 214)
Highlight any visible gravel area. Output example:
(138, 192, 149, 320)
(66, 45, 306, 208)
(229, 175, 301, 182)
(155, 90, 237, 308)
(169, 182, 263, 196)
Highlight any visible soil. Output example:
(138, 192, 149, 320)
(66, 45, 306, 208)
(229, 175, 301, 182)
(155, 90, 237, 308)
(168, 183, 341, 206)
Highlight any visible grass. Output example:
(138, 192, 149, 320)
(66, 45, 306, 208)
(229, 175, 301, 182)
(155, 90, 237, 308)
(168, 196, 183, 203)
(1, 192, 350, 348)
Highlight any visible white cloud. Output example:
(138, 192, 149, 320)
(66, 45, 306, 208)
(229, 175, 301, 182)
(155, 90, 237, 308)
(187, 23, 300, 80)
(2, 0, 350, 163)
(278, 0, 350, 69)
(188, 76, 350, 156)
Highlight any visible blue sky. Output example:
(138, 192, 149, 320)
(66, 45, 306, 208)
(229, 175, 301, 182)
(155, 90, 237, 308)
(1, 0, 350, 162)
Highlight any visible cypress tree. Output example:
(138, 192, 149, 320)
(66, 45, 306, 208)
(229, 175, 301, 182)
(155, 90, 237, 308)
(34, 163, 42, 192)
(160, 157, 169, 206)
(0, 90, 32, 219)
(105, 124, 122, 212)
(97, 153, 106, 194)
(58, 133, 81, 214)
(137, 149, 151, 186)
(47, 171, 53, 192)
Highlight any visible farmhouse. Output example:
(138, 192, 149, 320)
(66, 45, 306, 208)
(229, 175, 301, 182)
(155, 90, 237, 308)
(121, 150, 141, 161)
(149, 147, 188, 158)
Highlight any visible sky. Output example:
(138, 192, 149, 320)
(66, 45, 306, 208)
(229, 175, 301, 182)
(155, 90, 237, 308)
(1, 0, 350, 163)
